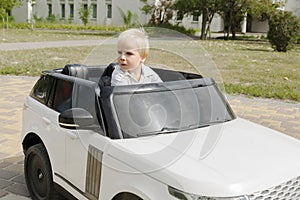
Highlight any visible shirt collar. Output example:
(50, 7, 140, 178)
(118, 64, 152, 83)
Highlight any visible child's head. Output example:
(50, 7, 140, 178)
(118, 28, 149, 59)
(117, 28, 149, 71)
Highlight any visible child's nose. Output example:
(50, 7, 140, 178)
(120, 54, 126, 60)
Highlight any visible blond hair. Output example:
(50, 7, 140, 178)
(118, 28, 149, 58)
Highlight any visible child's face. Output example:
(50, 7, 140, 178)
(117, 40, 146, 71)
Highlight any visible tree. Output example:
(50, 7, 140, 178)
(118, 8, 139, 28)
(0, 0, 22, 38)
(267, 11, 300, 52)
(140, 0, 175, 25)
(247, 0, 284, 20)
(217, 0, 250, 39)
(174, 0, 222, 39)
(78, 4, 91, 26)
(0, 0, 21, 20)
(218, 0, 284, 40)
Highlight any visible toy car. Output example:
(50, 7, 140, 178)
(21, 63, 300, 200)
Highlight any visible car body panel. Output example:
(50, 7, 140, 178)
(106, 117, 300, 196)
(23, 96, 66, 176)
(21, 65, 300, 200)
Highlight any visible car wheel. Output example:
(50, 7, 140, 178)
(112, 192, 142, 200)
(24, 143, 61, 200)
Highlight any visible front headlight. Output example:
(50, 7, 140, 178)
(168, 186, 249, 200)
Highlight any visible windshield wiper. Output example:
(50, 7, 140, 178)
(137, 127, 180, 137)
(136, 120, 232, 137)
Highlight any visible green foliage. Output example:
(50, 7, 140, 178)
(0, 0, 22, 18)
(118, 8, 139, 28)
(2, 22, 124, 34)
(247, 0, 283, 21)
(140, 0, 174, 25)
(174, 0, 223, 39)
(146, 23, 196, 35)
(46, 14, 56, 23)
(78, 4, 92, 26)
(33, 14, 44, 23)
(217, 0, 250, 39)
(267, 11, 300, 52)
(225, 83, 300, 101)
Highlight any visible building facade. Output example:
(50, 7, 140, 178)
(12, 0, 300, 32)
(180, 0, 300, 33)
(12, 0, 153, 26)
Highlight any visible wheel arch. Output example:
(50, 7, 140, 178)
(22, 132, 44, 152)
(112, 192, 143, 200)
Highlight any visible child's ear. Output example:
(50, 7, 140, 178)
(141, 56, 147, 63)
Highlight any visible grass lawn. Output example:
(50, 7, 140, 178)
(0, 29, 108, 43)
(200, 40, 300, 101)
(0, 29, 299, 101)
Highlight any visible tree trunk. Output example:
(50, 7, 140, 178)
(231, 11, 236, 39)
(2, 18, 4, 40)
(206, 13, 214, 39)
(200, 1, 208, 40)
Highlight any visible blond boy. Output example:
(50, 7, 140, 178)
(111, 28, 162, 86)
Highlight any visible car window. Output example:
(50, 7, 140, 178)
(112, 81, 235, 138)
(30, 75, 54, 105)
(52, 79, 74, 112)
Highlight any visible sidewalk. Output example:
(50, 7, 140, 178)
(0, 76, 37, 200)
(0, 40, 105, 51)
(0, 75, 299, 199)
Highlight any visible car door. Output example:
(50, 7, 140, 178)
(47, 78, 75, 179)
(28, 76, 67, 177)
(64, 82, 110, 199)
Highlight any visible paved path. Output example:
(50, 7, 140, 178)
(0, 76, 37, 200)
(0, 40, 105, 51)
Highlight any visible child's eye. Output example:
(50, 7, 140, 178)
(126, 52, 134, 56)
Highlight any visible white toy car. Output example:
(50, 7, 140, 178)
(21, 63, 300, 200)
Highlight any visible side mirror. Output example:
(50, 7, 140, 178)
(59, 108, 94, 129)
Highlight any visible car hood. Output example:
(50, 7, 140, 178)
(106, 118, 300, 196)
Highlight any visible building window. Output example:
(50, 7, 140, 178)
(106, 4, 112, 19)
(69, 4, 74, 18)
(48, 4, 52, 16)
(192, 15, 199, 22)
(61, 4, 65, 18)
(84, 4, 88, 11)
(92, 4, 97, 18)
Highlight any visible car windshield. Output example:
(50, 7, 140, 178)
(112, 79, 235, 138)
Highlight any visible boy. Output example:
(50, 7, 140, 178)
(111, 28, 162, 86)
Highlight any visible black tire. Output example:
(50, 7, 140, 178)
(24, 143, 62, 200)
(112, 192, 142, 200)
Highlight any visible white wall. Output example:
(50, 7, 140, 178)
(12, 2, 29, 23)
(34, 0, 48, 19)
(286, 0, 300, 18)
(251, 18, 269, 33)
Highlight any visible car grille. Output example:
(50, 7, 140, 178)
(248, 176, 300, 200)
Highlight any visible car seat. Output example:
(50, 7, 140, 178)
(99, 63, 117, 87)
(62, 64, 89, 80)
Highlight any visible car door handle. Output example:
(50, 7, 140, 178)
(42, 117, 51, 125)
(66, 130, 79, 140)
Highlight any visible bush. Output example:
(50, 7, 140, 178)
(145, 23, 196, 36)
(46, 14, 57, 23)
(267, 11, 300, 52)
